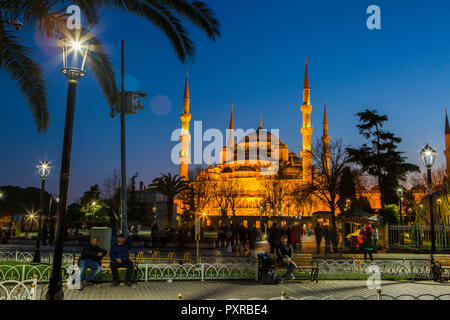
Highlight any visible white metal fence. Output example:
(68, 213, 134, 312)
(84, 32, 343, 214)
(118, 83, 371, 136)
(0, 279, 38, 300)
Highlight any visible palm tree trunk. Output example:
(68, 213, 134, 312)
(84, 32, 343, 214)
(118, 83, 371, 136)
(167, 198, 174, 230)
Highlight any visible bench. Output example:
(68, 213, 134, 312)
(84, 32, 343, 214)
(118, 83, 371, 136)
(135, 251, 193, 265)
(73, 253, 139, 283)
(267, 253, 319, 282)
(431, 254, 450, 282)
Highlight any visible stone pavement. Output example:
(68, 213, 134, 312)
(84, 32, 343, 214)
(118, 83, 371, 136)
(37, 280, 450, 300)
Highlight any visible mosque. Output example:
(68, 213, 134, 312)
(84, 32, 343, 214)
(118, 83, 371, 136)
(174, 60, 383, 229)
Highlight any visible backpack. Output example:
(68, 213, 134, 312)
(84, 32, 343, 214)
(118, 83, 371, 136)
(260, 269, 277, 284)
(257, 252, 275, 270)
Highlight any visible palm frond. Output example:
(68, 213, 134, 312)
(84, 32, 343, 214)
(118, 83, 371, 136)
(1, 31, 49, 132)
(95, 0, 196, 62)
(85, 33, 119, 112)
(152, 0, 220, 41)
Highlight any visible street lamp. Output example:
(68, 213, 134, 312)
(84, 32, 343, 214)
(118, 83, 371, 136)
(420, 143, 436, 254)
(437, 198, 442, 225)
(396, 187, 404, 225)
(47, 36, 90, 300)
(33, 161, 51, 263)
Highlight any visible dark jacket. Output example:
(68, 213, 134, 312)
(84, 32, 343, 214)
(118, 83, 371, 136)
(247, 228, 258, 244)
(110, 241, 130, 261)
(276, 242, 293, 261)
(268, 227, 281, 245)
(361, 228, 373, 249)
(238, 227, 247, 241)
(314, 225, 323, 240)
(79, 244, 107, 265)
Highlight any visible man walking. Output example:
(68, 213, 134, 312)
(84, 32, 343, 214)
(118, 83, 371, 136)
(268, 222, 281, 254)
(372, 225, 379, 253)
(77, 236, 107, 290)
(314, 223, 323, 254)
(110, 234, 134, 287)
(238, 223, 247, 252)
(276, 234, 296, 280)
(247, 223, 258, 257)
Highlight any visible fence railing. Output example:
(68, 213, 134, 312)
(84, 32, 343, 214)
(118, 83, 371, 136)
(0, 259, 438, 282)
(0, 251, 75, 264)
(388, 225, 450, 250)
(0, 278, 38, 300)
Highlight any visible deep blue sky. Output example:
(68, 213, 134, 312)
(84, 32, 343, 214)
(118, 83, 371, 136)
(1, 0, 450, 202)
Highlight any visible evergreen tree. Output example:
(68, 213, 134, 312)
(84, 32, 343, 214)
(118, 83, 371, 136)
(346, 109, 419, 207)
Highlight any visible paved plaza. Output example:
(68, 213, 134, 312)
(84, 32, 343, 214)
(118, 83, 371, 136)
(34, 280, 449, 300)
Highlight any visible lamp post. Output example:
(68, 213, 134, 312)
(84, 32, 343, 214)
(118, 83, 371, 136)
(47, 37, 90, 300)
(396, 188, 404, 225)
(259, 206, 263, 232)
(436, 198, 442, 225)
(420, 143, 436, 254)
(114, 40, 147, 237)
(396, 187, 405, 245)
(33, 161, 51, 263)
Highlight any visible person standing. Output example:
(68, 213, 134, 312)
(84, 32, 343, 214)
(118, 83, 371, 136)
(238, 223, 247, 252)
(247, 223, 258, 257)
(314, 223, 323, 254)
(329, 225, 338, 254)
(110, 234, 134, 287)
(268, 223, 281, 254)
(372, 225, 379, 253)
(218, 223, 226, 248)
(225, 226, 233, 252)
(361, 222, 374, 262)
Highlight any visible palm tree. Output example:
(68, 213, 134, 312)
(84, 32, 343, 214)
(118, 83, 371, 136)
(0, 0, 220, 132)
(150, 173, 189, 229)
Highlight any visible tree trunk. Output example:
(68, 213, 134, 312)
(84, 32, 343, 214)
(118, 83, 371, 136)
(167, 198, 174, 230)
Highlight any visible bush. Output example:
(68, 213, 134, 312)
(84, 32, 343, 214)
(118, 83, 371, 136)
(380, 205, 400, 225)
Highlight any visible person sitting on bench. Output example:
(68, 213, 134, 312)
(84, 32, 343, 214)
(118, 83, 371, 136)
(77, 236, 107, 290)
(110, 234, 133, 287)
(276, 234, 297, 280)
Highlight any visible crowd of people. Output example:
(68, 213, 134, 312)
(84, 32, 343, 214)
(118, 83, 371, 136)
(267, 222, 305, 254)
(217, 222, 259, 256)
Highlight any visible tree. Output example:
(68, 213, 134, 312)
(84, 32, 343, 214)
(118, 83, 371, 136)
(127, 172, 143, 222)
(303, 139, 351, 228)
(80, 200, 110, 225)
(0, 1, 220, 132)
(103, 169, 121, 224)
(337, 166, 357, 212)
(188, 178, 215, 215)
(380, 204, 400, 225)
(80, 184, 101, 207)
(346, 109, 419, 207)
(214, 179, 243, 218)
(260, 174, 290, 217)
(150, 173, 189, 230)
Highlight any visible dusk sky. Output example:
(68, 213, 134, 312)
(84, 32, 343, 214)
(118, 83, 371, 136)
(1, 0, 450, 203)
